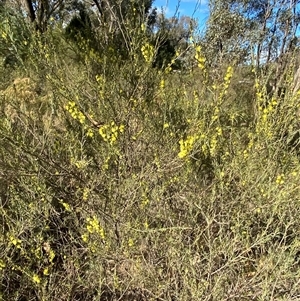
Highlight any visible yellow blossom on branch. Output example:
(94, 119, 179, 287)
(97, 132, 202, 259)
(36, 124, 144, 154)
(178, 135, 198, 159)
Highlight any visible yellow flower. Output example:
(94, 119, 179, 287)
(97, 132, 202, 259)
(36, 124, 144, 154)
(216, 127, 222, 136)
(78, 112, 86, 124)
(119, 124, 125, 133)
(48, 249, 55, 263)
(32, 274, 41, 284)
(86, 128, 94, 138)
(224, 66, 233, 81)
(195, 45, 206, 70)
(141, 198, 149, 207)
(82, 188, 89, 201)
(1, 32, 7, 39)
(128, 238, 134, 247)
(9, 235, 22, 248)
(276, 174, 285, 185)
(86, 216, 105, 239)
(81, 233, 89, 242)
(178, 135, 197, 159)
(99, 122, 124, 145)
(0, 260, 6, 270)
(59, 200, 72, 212)
(141, 42, 154, 63)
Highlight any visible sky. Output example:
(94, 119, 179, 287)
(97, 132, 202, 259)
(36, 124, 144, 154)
(153, 0, 210, 31)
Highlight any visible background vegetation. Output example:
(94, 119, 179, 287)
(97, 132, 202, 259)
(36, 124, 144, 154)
(1, 0, 300, 300)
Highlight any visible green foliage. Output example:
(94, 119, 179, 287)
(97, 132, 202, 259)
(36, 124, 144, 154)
(2, 2, 300, 301)
(204, 0, 300, 69)
(0, 6, 32, 68)
(203, 0, 249, 66)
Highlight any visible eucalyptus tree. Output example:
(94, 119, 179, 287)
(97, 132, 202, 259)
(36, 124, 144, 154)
(204, 0, 300, 70)
(203, 0, 250, 67)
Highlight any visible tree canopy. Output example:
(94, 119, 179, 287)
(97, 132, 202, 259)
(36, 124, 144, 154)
(204, 0, 300, 69)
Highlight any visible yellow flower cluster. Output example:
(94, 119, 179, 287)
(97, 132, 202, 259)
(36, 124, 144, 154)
(219, 66, 234, 99)
(95, 74, 105, 99)
(1, 30, 7, 40)
(99, 121, 125, 145)
(82, 216, 105, 243)
(65, 101, 86, 124)
(82, 187, 89, 201)
(95, 74, 103, 83)
(59, 199, 72, 212)
(128, 238, 134, 247)
(254, 79, 264, 102)
(256, 94, 277, 139)
(71, 157, 89, 170)
(211, 107, 220, 122)
(141, 23, 146, 33)
(64, 101, 94, 137)
(0, 18, 9, 40)
(259, 98, 278, 121)
(8, 234, 22, 249)
(86, 216, 105, 237)
(194, 45, 206, 71)
(224, 66, 233, 88)
(32, 274, 41, 284)
(276, 174, 285, 185)
(163, 123, 169, 129)
(102, 155, 111, 170)
(178, 135, 197, 159)
(141, 42, 154, 63)
(140, 190, 150, 207)
(209, 127, 223, 156)
(0, 259, 6, 270)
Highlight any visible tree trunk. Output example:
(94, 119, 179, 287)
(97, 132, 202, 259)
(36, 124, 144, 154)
(293, 65, 300, 95)
(24, 0, 36, 23)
